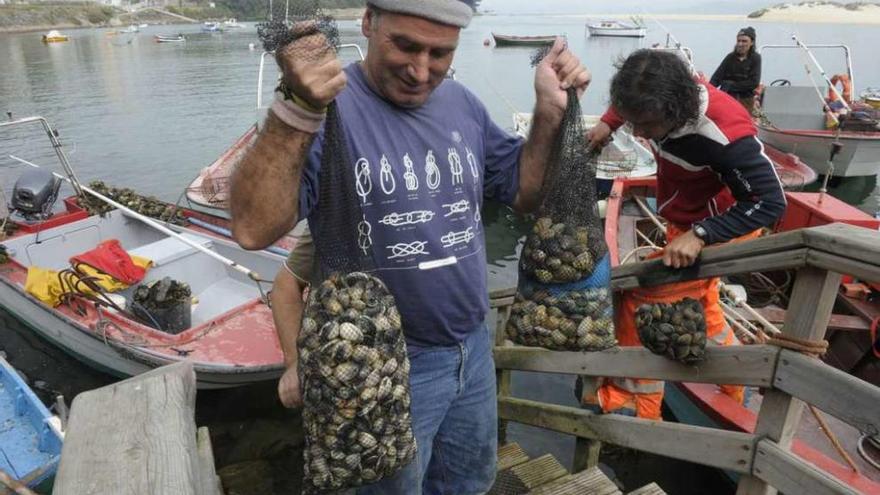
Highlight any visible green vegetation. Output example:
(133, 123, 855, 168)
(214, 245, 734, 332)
(0, 2, 116, 29)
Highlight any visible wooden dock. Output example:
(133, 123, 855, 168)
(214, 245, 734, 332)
(50, 223, 880, 494)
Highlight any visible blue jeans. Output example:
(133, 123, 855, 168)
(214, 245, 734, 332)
(354, 324, 498, 495)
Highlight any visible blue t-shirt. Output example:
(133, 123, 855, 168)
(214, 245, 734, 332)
(299, 63, 523, 347)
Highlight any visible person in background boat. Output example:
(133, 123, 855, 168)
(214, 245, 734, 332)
(230, 0, 591, 492)
(584, 49, 786, 420)
(709, 27, 761, 112)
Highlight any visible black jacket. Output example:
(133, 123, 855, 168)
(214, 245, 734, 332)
(710, 52, 762, 98)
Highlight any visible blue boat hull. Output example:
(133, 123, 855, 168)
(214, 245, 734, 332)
(0, 357, 63, 490)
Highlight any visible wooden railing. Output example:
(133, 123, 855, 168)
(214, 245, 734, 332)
(492, 223, 880, 495)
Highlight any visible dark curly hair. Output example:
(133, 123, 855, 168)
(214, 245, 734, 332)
(609, 49, 701, 132)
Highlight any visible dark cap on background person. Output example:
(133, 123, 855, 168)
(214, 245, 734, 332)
(737, 26, 756, 41)
(367, 0, 475, 28)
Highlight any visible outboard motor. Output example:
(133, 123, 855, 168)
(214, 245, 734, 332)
(11, 168, 61, 221)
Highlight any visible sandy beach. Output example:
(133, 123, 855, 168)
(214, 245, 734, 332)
(537, 4, 880, 25)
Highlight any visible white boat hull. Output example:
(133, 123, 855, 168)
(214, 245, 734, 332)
(587, 26, 646, 38)
(757, 125, 880, 177)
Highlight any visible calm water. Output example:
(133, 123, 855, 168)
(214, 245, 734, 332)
(2, 15, 879, 492)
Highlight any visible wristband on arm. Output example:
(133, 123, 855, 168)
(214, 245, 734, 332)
(270, 83, 326, 133)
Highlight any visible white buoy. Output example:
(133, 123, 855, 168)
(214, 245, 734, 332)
(248, 43, 255, 51)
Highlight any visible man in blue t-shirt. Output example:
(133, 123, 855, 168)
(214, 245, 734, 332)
(231, 1, 590, 493)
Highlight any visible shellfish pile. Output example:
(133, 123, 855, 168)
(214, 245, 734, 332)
(520, 217, 594, 284)
(299, 272, 415, 493)
(635, 298, 707, 364)
(79, 181, 186, 225)
(506, 286, 616, 351)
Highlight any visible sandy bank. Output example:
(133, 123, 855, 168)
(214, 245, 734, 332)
(750, 3, 880, 24)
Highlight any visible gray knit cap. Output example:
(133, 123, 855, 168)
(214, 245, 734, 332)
(367, 0, 474, 28)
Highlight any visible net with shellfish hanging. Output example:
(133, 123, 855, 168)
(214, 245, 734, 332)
(636, 297, 708, 364)
(259, 3, 415, 492)
(505, 48, 616, 352)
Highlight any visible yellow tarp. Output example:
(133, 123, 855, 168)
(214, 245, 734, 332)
(25, 255, 152, 307)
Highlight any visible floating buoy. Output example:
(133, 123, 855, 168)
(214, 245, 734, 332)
(248, 43, 255, 51)
(483, 39, 490, 46)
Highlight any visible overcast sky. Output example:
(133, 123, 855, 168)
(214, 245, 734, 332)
(478, 0, 775, 15)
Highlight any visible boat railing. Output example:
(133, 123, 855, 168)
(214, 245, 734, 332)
(0, 115, 85, 198)
(492, 222, 880, 494)
(760, 43, 854, 93)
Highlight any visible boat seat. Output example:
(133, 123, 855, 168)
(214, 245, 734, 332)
(761, 86, 827, 131)
(128, 233, 212, 267)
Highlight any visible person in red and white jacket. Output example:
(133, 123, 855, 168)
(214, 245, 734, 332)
(580, 49, 787, 417)
(588, 49, 786, 268)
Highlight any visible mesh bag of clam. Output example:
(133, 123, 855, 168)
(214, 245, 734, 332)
(635, 297, 708, 364)
(505, 49, 616, 352)
(259, 4, 415, 492)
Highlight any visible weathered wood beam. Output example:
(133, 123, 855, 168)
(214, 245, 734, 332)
(773, 349, 880, 437)
(801, 223, 880, 269)
(612, 249, 809, 290)
(751, 440, 858, 495)
(493, 345, 777, 387)
(497, 397, 754, 474)
(737, 267, 842, 495)
(54, 361, 200, 495)
(807, 250, 880, 285)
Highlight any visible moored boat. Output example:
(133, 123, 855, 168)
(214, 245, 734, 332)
(491, 33, 557, 47)
(756, 42, 880, 177)
(587, 20, 646, 38)
(41, 30, 68, 43)
(605, 175, 880, 486)
(154, 34, 185, 43)
(201, 21, 222, 33)
(0, 116, 290, 389)
(0, 356, 64, 492)
(223, 18, 244, 28)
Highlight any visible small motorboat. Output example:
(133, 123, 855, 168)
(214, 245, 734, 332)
(41, 30, 69, 43)
(154, 34, 186, 43)
(201, 21, 222, 33)
(0, 116, 291, 389)
(587, 20, 646, 38)
(223, 18, 244, 28)
(757, 42, 880, 177)
(491, 33, 557, 47)
(122, 24, 139, 33)
(0, 356, 64, 492)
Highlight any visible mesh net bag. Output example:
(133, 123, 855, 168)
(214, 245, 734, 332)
(636, 297, 707, 364)
(262, 4, 415, 492)
(505, 50, 616, 351)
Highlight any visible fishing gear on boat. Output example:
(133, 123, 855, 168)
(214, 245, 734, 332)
(9, 156, 263, 284)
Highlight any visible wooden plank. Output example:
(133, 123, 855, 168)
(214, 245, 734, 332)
(498, 397, 754, 473)
(196, 427, 223, 495)
(612, 229, 806, 282)
(490, 454, 568, 495)
(493, 345, 777, 387)
(54, 362, 199, 495)
(737, 267, 842, 495)
(750, 306, 869, 332)
(527, 466, 622, 495)
(497, 443, 530, 472)
(751, 440, 858, 495)
(773, 349, 880, 437)
(572, 437, 601, 472)
(801, 223, 880, 269)
(612, 250, 809, 290)
(807, 250, 880, 285)
(627, 482, 667, 495)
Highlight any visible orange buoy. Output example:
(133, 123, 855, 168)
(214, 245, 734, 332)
(828, 73, 853, 104)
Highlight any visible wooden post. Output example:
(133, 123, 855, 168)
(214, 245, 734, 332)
(496, 303, 512, 445)
(736, 267, 841, 495)
(572, 437, 602, 472)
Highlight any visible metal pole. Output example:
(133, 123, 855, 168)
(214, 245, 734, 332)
(0, 116, 85, 198)
(792, 34, 852, 111)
